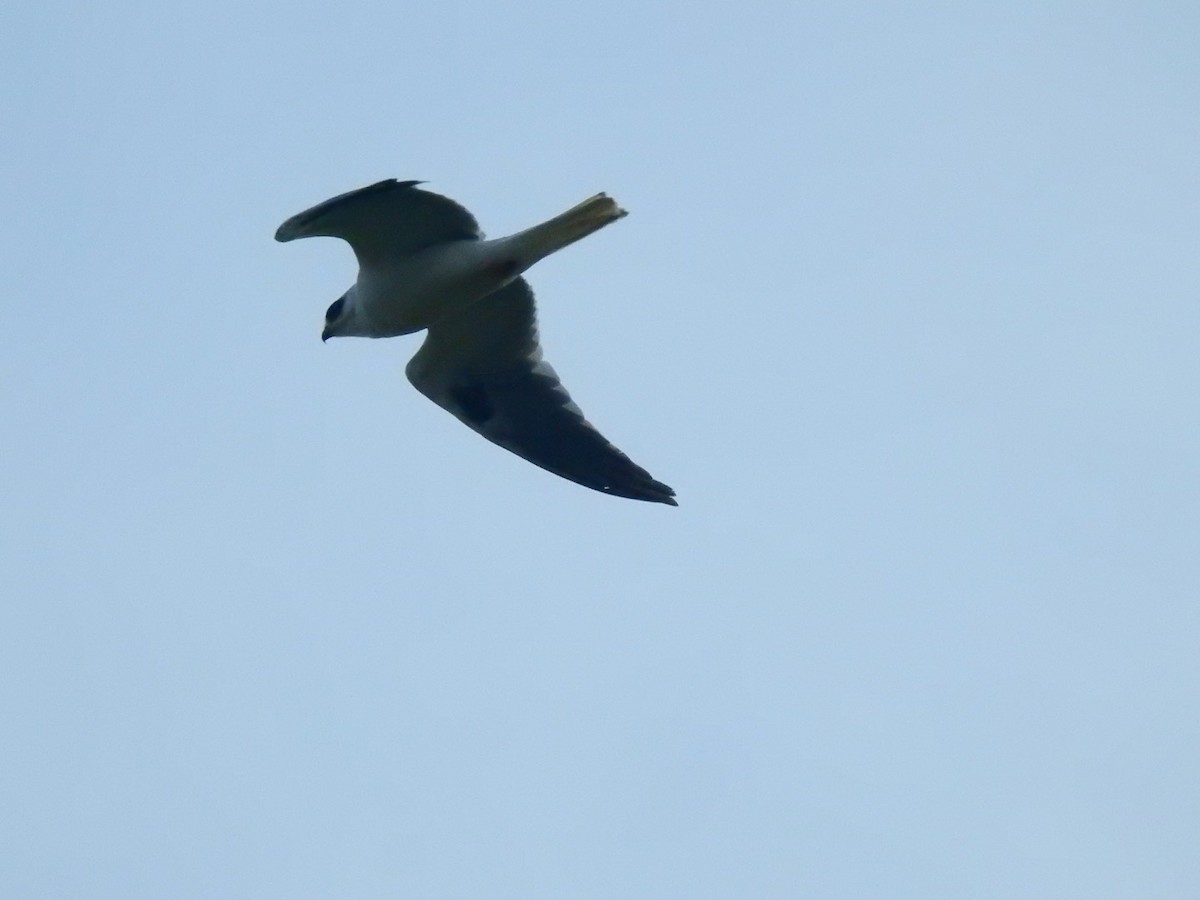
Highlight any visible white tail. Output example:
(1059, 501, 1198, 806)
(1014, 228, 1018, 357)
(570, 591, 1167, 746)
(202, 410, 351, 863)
(506, 193, 627, 267)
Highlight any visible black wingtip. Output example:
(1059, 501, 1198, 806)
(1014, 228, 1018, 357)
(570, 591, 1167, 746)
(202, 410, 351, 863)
(602, 478, 677, 506)
(647, 488, 679, 507)
(274, 178, 428, 242)
(639, 480, 678, 506)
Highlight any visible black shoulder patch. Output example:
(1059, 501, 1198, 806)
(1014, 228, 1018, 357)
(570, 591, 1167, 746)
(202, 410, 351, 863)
(450, 381, 494, 425)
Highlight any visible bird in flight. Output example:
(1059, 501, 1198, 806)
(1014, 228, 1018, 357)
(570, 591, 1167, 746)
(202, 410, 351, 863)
(275, 179, 676, 505)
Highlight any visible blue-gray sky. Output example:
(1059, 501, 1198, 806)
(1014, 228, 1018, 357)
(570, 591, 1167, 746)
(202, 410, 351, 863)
(3, 3, 1198, 897)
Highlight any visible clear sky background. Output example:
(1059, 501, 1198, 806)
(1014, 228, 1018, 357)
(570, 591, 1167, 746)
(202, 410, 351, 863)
(3, 3, 1198, 897)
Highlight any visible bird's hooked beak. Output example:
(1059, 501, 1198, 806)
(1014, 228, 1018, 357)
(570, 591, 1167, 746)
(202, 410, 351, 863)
(321, 326, 332, 343)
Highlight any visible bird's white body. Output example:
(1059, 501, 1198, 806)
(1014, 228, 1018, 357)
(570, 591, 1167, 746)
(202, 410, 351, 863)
(348, 239, 500, 337)
(324, 192, 628, 339)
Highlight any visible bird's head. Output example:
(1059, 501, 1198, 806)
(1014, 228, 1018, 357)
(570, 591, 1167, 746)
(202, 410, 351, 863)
(321, 292, 354, 342)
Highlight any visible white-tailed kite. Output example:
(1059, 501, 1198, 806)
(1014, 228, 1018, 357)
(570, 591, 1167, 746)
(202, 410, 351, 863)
(276, 180, 677, 505)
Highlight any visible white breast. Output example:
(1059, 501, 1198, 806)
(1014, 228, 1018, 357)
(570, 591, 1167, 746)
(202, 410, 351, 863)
(355, 239, 510, 337)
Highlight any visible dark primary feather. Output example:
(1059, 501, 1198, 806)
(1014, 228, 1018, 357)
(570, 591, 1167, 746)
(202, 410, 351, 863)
(274, 179, 482, 264)
(405, 279, 677, 505)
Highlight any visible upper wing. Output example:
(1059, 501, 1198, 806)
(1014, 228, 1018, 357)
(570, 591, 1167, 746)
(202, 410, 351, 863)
(274, 180, 482, 265)
(405, 279, 677, 505)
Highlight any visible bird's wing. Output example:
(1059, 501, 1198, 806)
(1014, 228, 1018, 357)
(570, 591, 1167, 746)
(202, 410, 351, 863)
(405, 279, 677, 505)
(274, 180, 482, 265)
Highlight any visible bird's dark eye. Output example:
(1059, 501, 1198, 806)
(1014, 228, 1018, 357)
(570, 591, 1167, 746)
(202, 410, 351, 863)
(325, 297, 346, 322)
